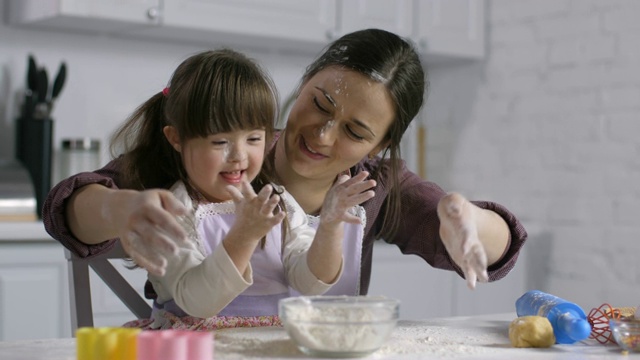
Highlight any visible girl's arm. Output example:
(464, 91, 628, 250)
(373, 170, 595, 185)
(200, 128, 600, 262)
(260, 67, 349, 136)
(283, 172, 375, 294)
(149, 235, 252, 319)
(306, 172, 376, 283)
(223, 181, 286, 274)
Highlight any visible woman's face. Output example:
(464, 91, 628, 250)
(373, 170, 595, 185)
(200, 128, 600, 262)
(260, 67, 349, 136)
(165, 127, 266, 202)
(282, 67, 395, 182)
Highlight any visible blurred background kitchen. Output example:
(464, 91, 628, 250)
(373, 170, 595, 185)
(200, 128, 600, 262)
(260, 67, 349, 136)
(0, 0, 639, 342)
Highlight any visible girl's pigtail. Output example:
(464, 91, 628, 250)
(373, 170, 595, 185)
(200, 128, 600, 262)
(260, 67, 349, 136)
(111, 92, 182, 190)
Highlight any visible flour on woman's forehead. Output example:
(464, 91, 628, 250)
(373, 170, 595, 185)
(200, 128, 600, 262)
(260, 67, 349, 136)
(333, 75, 348, 95)
(369, 71, 387, 83)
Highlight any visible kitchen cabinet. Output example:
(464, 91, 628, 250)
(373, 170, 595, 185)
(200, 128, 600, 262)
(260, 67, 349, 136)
(0, 241, 68, 341)
(368, 241, 457, 319)
(6, 0, 485, 61)
(157, 0, 337, 53)
(339, 0, 484, 60)
(6, 0, 161, 34)
(0, 223, 150, 341)
(338, 0, 414, 39)
(416, 0, 485, 60)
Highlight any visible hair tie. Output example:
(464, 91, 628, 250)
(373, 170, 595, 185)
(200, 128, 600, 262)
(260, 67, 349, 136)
(162, 87, 170, 97)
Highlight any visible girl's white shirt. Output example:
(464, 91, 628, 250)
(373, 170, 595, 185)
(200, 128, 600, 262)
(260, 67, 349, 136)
(147, 181, 341, 318)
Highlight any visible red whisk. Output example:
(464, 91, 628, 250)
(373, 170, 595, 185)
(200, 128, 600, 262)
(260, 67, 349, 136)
(587, 303, 636, 344)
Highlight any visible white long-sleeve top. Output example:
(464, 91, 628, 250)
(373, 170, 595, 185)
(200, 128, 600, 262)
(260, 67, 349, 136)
(147, 181, 341, 319)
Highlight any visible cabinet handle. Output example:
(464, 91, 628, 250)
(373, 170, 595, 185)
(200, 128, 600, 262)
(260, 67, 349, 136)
(147, 7, 161, 21)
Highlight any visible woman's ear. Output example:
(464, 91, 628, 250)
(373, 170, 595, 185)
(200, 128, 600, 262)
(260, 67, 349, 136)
(163, 126, 181, 152)
(370, 140, 391, 159)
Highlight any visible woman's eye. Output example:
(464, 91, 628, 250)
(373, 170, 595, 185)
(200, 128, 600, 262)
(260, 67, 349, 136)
(313, 96, 330, 114)
(346, 126, 365, 141)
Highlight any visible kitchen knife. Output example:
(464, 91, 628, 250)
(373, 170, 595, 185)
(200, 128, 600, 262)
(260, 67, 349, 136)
(27, 55, 38, 93)
(35, 68, 49, 119)
(23, 54, 39, 119)
(51, 62, 66, 101)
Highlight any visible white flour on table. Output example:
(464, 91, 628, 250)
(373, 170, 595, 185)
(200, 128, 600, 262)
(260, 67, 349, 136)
(213, 320, 513, 359)
(373, 321, 509, 358)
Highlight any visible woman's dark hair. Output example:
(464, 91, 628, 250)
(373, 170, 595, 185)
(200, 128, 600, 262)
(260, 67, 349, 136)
(110, 49, 284, 248)
(299, 28, 428, 240)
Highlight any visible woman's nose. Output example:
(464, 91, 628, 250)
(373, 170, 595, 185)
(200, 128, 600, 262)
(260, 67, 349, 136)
(314, 119, 337, 143)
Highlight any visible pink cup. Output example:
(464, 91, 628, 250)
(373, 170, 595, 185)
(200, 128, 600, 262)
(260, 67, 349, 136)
(136, 329, 214, 360)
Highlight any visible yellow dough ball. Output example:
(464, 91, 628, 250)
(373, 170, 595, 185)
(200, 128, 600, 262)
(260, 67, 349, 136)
(509, 316, 555, 348)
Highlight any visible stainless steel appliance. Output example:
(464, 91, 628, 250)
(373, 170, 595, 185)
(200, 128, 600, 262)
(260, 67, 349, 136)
(0, 160, 37, 221)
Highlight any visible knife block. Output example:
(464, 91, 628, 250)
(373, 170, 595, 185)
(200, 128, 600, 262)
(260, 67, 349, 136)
(15, 116, 53, 218)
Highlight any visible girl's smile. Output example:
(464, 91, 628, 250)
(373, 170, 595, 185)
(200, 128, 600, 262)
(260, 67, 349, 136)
(164, 126, 266, 203)
(220, 170, 246, 184)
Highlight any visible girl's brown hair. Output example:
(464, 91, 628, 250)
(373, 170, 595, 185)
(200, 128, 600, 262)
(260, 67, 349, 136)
(110, 49, 286, 247)
(111, 49, 279, 194)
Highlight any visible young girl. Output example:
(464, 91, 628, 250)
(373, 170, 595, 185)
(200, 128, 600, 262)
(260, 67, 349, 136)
(109, 49, 376, 329)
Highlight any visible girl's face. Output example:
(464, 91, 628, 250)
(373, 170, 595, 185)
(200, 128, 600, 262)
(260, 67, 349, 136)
(165, 127, 266, 202)
(282, 67, 396, 182)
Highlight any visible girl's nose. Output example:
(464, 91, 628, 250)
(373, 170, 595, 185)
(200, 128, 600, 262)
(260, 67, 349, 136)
(226, 143, 247, 162)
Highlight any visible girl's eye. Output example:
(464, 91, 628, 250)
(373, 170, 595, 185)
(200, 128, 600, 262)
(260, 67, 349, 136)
(248, 136, 263, 142)
(345, 126, 365, 141)
(211, 140, 227, 146)
(313, 96, 330, 114)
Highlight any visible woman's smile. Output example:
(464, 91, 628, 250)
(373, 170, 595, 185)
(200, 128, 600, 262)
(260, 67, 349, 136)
(299, 136, 328, 160)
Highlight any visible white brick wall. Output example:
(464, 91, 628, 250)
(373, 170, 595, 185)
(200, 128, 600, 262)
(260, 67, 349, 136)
(423, 0, 640, 311)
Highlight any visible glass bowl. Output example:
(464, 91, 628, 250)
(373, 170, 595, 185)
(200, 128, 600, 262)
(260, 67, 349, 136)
(278, 295, 400, 358)
(609, 318, 640, 352)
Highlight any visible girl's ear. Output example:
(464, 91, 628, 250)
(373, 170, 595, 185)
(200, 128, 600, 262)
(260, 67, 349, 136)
(163, 126, 181, 152)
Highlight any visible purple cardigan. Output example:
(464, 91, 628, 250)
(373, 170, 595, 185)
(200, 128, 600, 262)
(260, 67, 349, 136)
(43, 156, 527, 296)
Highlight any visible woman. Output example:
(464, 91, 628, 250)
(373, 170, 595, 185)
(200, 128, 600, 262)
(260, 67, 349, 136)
(44, 29, 526, 299)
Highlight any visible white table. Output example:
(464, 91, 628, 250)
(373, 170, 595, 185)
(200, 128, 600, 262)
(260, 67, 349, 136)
(0, 313, 637, 359)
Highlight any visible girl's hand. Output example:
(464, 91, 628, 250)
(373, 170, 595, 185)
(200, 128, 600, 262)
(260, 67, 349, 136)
(118, 189, 189, 277)
(225, 181, 286, 247)
(437, 192, 489, 290)
(320, 171, 376, 225)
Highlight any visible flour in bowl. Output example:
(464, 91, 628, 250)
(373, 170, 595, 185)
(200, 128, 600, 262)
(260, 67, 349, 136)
(281, 300, 397, 356)
(285, 304, 395, 353)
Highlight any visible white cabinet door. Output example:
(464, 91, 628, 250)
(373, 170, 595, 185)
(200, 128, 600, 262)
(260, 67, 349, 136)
(368, 242, 456, 320)
(89, 259, 152, 328)
(0, 243, 69, 341)
(162, 0, 337, 50)
(338, 0, 413, 38)
(7, 0, 161, 32)
(415, 0, 485, 60)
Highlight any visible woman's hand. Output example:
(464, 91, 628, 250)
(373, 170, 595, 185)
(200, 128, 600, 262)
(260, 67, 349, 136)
(116, 189, 190, 277)
(437, 192, 489, 290)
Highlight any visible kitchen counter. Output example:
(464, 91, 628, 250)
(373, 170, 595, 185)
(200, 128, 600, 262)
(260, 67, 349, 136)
(0, 221, 51, 241)
(0, 313, 636, 359)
